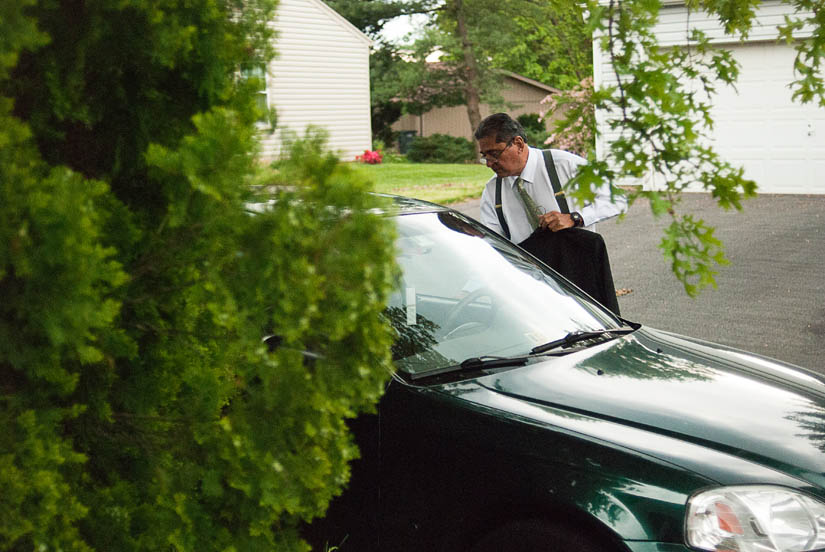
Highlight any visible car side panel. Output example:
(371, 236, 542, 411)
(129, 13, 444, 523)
(377, 380, 714, 551)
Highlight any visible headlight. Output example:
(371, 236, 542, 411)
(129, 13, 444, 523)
(686, 486, 825, 552)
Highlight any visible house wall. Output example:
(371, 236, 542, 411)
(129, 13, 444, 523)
(653, 0, 816, 46)
(392, 76, 559, 144)
(593, 0, 823, 193)
(259, 0, 372, 161)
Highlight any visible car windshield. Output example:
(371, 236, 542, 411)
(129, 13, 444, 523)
(387, 210, 623, 377)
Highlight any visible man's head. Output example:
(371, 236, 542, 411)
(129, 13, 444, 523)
(474, 113, 530, 177)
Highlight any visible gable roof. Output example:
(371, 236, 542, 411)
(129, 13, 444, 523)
(501, 71, 561, 95)
(307, 0, 372, 46)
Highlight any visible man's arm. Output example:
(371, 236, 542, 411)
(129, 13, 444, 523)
(479, 185, 505, 236)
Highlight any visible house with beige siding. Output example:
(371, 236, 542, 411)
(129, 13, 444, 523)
(258, 0, 372, 161)
(594, 0, 824, 194)
(392, 72, 560, 143)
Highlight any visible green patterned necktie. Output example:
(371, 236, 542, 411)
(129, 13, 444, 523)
(514, 177, 542, 231)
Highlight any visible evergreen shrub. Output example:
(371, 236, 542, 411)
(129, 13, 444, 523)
(517, 113, 551, 148)
(406, 134, 476, 163)
(0, 1, 397, 550)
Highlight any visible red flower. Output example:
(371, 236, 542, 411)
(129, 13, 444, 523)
(357, 149, 383, 164)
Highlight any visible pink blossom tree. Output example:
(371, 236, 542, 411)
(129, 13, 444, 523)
(539, 77, 595, 159)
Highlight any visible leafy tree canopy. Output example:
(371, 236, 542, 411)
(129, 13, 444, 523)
(1, 1, 397, 550)
(481, 0, 593, 91)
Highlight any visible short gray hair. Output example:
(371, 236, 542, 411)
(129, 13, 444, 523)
(474, 113, 527, 144)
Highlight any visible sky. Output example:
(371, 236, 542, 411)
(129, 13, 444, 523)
(378, 13, 430, 44)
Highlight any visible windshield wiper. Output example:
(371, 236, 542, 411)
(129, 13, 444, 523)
(407, 355, 531, 381)
(458, 356, 529, 370)
(529, 326, 636, 355)
(408, 326, 637, 381)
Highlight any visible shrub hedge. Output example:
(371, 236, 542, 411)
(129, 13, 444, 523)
(406, 133, 476, 164)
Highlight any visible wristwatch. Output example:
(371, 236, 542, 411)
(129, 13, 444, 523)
(570, 212, 584, 227)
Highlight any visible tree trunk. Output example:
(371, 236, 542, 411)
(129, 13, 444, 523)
(454, 0, 482, 155)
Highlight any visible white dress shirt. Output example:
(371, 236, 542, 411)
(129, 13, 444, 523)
(479, 147, 627, 244)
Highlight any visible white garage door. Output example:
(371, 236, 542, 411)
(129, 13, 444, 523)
(710, 41, 825, 194)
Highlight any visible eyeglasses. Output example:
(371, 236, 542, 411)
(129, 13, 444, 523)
(479, 140, 514, 164)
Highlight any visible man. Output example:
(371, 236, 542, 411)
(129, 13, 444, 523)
(475, 113, 625, 315)
(476, 113, 626, 244)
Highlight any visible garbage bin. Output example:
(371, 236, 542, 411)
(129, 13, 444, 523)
(398, 130, 417, 154)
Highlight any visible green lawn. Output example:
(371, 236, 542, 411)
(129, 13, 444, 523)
(350, 162, 491, 205)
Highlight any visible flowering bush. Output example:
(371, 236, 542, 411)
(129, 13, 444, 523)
(539, 77, 595, 158)
(357, 149, 383, 164)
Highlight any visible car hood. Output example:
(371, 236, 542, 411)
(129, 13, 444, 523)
(472, 326, 825, 489)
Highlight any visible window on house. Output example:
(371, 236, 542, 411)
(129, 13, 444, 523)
(240, 62, 269, 119)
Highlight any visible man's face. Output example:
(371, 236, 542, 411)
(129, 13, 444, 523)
(478, 135, 526, 177)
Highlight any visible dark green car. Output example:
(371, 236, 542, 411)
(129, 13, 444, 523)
(306, 196, 825, 552)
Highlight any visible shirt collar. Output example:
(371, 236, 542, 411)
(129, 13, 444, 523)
(511, 146, 541, 186)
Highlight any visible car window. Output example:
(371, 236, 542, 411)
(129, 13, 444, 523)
(387, 211, 620, 377)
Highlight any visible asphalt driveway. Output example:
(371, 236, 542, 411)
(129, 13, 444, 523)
(453, 194, 825, 374)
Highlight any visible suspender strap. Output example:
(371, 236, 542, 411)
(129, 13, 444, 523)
(542, 149, 569, 214)
(494, 177, 511, 240)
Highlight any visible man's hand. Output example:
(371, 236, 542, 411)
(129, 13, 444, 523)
(540, 211, 575, 232)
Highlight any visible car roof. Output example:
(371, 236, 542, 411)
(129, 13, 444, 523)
(245, 193, 449, 218)
(372, 193, 450, 216)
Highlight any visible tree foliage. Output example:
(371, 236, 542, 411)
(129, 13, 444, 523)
(1, 1, 397, 550)
(396, 29, 486, 114)
(485, 0, 592, 91)
(369, 46, 407, 145)
(366, 39, 467, 143)
(551, 0, 824, 296)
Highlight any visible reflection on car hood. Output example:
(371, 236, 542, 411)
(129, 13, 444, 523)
(472, 326, 825, 489)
